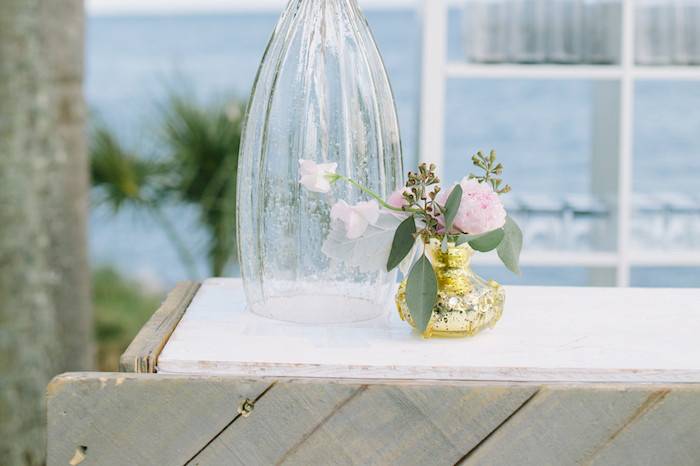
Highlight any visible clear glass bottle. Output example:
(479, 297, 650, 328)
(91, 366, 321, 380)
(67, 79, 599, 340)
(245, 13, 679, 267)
(674, 0, 700, 65)
(636, 0, 674, 65)
(465, 0, 510, 63)
(237, 0, 404, 324)
(547, 0, 585, 63)
(584, 0, 622, 64)
(508, 0, 548, 63)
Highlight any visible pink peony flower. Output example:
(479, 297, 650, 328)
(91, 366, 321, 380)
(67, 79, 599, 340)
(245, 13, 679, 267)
(438, 178, 506, 235)
(387, 187, 410, 209)
(330, 199, 380, 239)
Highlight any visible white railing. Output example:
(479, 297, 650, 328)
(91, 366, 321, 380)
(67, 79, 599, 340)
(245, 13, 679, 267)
(419, 0, 700, 286)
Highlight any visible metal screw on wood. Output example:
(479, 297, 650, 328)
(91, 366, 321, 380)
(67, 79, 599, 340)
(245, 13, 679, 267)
(237, 398, 255, 417)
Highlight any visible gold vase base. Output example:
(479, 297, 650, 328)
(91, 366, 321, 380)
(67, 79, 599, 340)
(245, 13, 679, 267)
(395, 279, 505, 339)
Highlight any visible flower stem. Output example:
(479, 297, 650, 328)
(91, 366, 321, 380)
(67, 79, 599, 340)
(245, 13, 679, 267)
(337, 175, 420, 213)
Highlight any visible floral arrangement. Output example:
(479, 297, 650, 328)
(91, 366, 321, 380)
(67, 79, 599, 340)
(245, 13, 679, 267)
(299, 151, 522, 332)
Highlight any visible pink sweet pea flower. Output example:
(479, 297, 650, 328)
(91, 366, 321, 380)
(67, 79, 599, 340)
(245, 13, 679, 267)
(330, 199, 380, 239)
(299, 159, 338, 193)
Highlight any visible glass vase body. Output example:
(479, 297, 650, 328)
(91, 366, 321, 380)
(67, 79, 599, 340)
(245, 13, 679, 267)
(396, 240, 505, 338)
(237, 0, 403, 323)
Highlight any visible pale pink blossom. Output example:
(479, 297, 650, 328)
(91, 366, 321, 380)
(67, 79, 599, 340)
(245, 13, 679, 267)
(438, 178, 506, 235)
(330, 199, 380, 239)
(387, 187, 411, 209)
(299, 159, 338, 193)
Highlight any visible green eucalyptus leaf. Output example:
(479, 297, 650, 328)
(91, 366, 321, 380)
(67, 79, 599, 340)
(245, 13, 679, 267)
(469, 228, 505, 252)
(454, 230, 497, 246)
(454, 234, 472, 246)
(497, 216, 523, 275)
(386, 215, 417, 271)
(406, 254, 437, 333)
(442, 184, 462, 232)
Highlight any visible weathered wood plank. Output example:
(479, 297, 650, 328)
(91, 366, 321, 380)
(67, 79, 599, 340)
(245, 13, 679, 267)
(189, 382, 362, 466)
(46, 373, 700, 466)
(280, 384, 539, 466)
(46, 372, 269, 466)
(588, 387, 700, 466)
(459, 385, 680, 466)
(120, 281, 200, 373)
(192, 383, 536, 466)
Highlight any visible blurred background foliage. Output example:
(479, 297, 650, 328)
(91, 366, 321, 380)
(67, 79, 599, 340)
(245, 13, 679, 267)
(90, 93, 244, 370)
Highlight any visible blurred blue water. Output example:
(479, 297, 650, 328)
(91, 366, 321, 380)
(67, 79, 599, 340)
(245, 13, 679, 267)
(86, 10, 700, 289)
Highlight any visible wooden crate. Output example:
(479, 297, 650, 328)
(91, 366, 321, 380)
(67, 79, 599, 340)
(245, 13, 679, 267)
(47, 279, 700, 466)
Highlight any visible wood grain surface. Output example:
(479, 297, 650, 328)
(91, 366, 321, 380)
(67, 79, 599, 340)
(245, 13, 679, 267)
(47, 373, 700, 466)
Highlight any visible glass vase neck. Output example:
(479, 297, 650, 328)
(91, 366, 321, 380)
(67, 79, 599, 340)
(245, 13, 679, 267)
(290, 0, 359, 8)
(426, 239, 474, 269)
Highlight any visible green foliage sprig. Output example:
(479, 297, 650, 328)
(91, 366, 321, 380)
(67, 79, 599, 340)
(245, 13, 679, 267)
(383, 150, 522, 333)
(401, 163, 443, 241)
(469, 150, 511, 195)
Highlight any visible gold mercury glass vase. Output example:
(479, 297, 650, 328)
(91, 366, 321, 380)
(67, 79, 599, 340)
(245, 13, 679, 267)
(396, 239, 505, 338)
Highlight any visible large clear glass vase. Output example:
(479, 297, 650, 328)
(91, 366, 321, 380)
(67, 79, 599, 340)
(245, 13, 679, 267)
(237, 0, 403, 323)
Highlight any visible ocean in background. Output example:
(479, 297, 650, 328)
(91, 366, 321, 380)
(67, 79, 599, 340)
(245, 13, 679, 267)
(86, 10, 700, 289)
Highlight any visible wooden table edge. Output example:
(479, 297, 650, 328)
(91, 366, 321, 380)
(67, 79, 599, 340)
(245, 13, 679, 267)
(119, 281, 201, 373)
(48, 371, 700, 389)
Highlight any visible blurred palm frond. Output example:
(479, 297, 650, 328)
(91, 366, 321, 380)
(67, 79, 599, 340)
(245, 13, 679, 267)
(160, 95, 243, 276)
(89, 93, 244, 278)
(90, 125, 161, 210)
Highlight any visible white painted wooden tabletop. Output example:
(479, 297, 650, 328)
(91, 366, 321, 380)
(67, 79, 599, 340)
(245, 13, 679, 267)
(158, 278, 700, 383)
